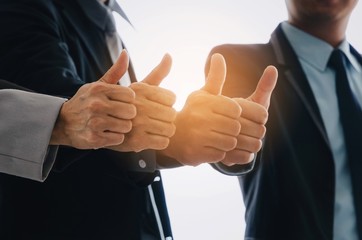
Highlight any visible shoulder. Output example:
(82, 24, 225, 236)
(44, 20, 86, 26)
(0, 0, 60, 24)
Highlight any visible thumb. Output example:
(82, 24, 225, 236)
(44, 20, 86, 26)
(248, 65, 278, 110)
(142, 53, 172, 86)
(202, 53, 226, 95)
(99, 49, 129, 84)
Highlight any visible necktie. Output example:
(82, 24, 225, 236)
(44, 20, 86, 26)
(328, 49, 362, 233)
(104, 1, 131, 86)
(329, 49, 362, 154)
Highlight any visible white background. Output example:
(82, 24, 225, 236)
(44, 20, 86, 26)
(114, 1, 362, 239)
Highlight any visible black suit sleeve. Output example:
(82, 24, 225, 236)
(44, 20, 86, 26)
(0, 79, 32, 91)
(0, 0, 83, 97)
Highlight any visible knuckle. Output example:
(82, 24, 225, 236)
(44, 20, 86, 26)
(169, 108, 177, 122)
(88, 82, 105, 94)
(212, 151, 226, 162)
(230, 120, 241, 136)
(122, 120, 133, 133)
(130, 82, 147, 93)
(260, 110, 269, 124)
(168, 124, 176, 137)
(253, 139, 263, 152)
(87, 99, 105, 112)
(155, 138, 170, 150)
(227, 137, 238, 151)
(86, 132, 100, 146)
(258, 125, 267, 138)
(87, 117, 102, 129)
(121, 104, 137, 119)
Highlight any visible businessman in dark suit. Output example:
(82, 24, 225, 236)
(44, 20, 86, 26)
(0, 0, 277, 239)
(206, 0, 361, 239)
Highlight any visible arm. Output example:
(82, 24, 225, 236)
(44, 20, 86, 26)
(0, 89, 65, 181)
(0, 51, 136, 181)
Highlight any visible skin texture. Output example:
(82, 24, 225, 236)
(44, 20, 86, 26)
(108, 54, 177, 152)
(285, 0, 358, 47)
(52, 50, 278, 167)
(224, 66, 278, 166)
(160, 54, 278, 166)
(50, 50, 136, 149)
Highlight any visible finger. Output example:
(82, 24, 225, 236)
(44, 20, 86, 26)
(235, 134, 263, 153)
(239, 117, 266, 139)
(132, 134, 171, 151)
(204, 131, 237, 152)
(222, 151, 254, 166)
(248, 65, 278, 109)
(207, 115, 241, 137)
(106, 85, 136, 103)
(142, 53, 172, 86)
(99, 49, 129, 84)
(109, 101, 137, 120)
(201, 53, 226, 95)
(144, 119, 176, 138)
(88, 116, 132, 134)
(85, 132, 125, 149)
(136, 99, 177, 123)
(234, 98, 268, 124)
(131, 82, 176, 107)
(211, 95, 242, 119)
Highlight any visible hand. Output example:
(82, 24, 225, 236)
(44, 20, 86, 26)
(221, 66, 278, 166)
(50, 50, 136, 149)
(108, 54, 177, 152)
(160, 53, 242, 166)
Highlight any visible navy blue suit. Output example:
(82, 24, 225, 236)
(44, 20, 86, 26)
(206, 25, 362, 240)
(0, 0, 172, 239)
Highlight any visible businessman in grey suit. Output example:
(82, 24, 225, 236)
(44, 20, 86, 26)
(0, 52, 135, 181)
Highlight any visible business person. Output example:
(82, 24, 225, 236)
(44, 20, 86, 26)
(206, 0, 361, 239)
(0, 0, 276, 239)
(0, 52, 135, 181)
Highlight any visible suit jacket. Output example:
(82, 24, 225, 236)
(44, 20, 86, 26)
(0, 1, 172, 239)
(206, 24, 362, 240)
(0, 81, 63, 181)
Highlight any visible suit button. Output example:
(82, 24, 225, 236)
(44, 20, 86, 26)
(138, 159, 146, 168)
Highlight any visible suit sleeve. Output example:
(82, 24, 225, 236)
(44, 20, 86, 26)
(0, 89, 66, 181)
(0, 0, 84, 96)
(0, 0, 94, 172)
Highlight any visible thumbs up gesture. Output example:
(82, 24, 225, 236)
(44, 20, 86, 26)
(108, 54, 177, 152)
(221, 66, 278, 166)
(52, 50, 137, 149)
(160, 53, 242, 166)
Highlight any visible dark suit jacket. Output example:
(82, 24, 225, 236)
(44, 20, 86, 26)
(0, 1, 171, 239)
(206, 25, 362, 240)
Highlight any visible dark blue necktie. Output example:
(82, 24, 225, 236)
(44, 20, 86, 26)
(329, 49, 362, 152)
(329, 49, 362, 235)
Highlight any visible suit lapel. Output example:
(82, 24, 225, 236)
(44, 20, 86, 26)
(53, 0, 112, 77)
(270, 25, 331, 148)
(52, 0, 137, 83)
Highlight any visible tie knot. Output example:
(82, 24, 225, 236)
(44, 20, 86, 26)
(328, 49, 346, 70)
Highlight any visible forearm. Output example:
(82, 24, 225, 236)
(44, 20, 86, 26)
(0, 89, 66, 181)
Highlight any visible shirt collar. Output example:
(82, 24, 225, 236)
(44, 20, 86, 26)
(281, 21, 361, 73)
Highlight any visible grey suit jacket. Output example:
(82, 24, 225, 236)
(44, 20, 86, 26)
(0, 87, 66, 181)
